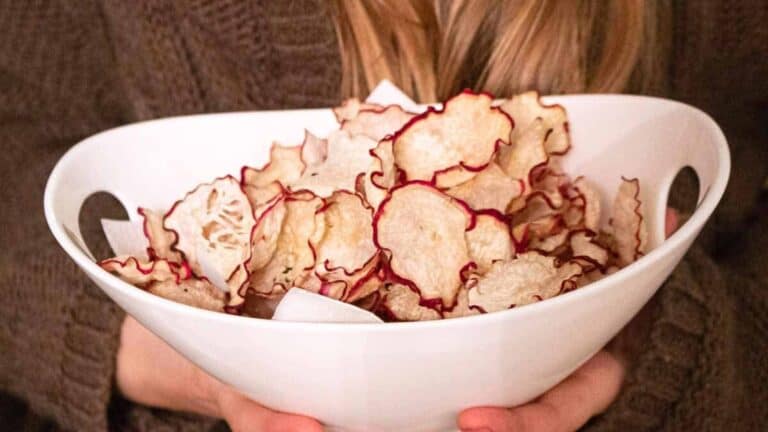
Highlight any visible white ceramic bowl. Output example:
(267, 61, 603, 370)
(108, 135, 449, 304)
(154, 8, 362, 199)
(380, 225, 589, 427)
(44, 95, 729, 432)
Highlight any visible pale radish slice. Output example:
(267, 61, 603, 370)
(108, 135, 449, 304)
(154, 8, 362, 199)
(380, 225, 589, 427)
(100, 256, 191, 286)
(290, 131, 378, 197)
(148, 278, 225, 312)
(500, 91, 570, 156)
(443, 287, 481, 319)
(362, 139, 397, 209)
(333, 98, 384, 122)
(245, 198, 288, 272)
(380, 283, 441, 321)
(393, 91, 512, 187)
(467, 252, 582, 312)
(311, 191, 377, 274)
(164, 177, 256, 288)
(572, 177, 601, 231)
(374, 182, 473, 308)
(139, 208, 182, 262)
(341, 105, 415, 141)
(247, 193, 324, 297)
(446, 163, 524, 212)
(609, 178, 647, 266)
(570, 230, 609, 270)
(497, 118, 549, 191)
(466, 212, 514, 274)
(300, 130, 328, 167)
(242, 144, 305, 188)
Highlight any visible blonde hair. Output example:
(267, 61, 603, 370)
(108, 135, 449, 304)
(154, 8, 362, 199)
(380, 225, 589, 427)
(329, 0, 671, 102)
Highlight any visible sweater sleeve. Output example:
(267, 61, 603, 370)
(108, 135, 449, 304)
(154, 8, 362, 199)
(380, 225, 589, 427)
(0, 2, 219, 431)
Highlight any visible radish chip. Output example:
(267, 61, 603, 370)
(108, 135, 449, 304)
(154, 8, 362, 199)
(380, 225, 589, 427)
(312, 191, 377, 274)
(242, 144, 304, 188)
(380, 283, 441, 321)
(164, 177, 256, 287)
(467, 252, 581, 313)
(497, 118, 549, 190)
(100, 256, 191, 286)
(447, 163, 523, 212)
(466, 213, 514, 274)
(341, 105, 415, 141)
(290, 131, 378, 197)
(149, 278, 225, 312)
(374, 182, 473, 308)
(393, 91, 512, 187)
(570, 231, 609, 270)
(333, 98, 383, 122)
(500, 91, 570, 156)
(248, 193, 324, 297)
(362, 139, 396, 209)
(609, 178, 648, 266)
(301, 130, 328, 167)
(139, 208, 182, 262)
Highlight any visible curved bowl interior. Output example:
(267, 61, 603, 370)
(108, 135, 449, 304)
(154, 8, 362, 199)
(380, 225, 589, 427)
(44, 95, 729, 431)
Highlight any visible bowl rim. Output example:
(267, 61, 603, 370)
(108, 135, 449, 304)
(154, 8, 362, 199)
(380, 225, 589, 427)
(44, 94, 731, 333)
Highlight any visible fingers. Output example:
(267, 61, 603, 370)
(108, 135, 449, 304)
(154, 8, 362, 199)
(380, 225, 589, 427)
(216, 388, 323, 432)
(665, 207, 679, 238)
(459, 351, 625, 432)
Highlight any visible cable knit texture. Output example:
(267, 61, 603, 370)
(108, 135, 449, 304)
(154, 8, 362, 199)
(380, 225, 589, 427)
(0, 1, 765, 431)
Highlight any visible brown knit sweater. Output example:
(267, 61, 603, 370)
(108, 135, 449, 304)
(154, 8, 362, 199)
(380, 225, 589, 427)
(0, 1, 765, 431)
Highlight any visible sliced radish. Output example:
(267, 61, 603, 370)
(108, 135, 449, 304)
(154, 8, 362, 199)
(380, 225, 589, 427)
(497, 118, 549, 191)
(341, 105, 415, 141)
(467, 252, 582, 312)
(139, 208, 182, 262)
(379, 283, 441, 321)
(100, 256, 191, 286)
(300, 130, 328, 167)
(333, 98, 384, 123)
(247, 193, 325, 297)
(609, 178, 647, 266)
(164, 177, 256, 290)
(290, 131, 378, 197)
(500, 91, 570, 156)
(148, 278, 225, 312)
(570, 230, 609, 270)
(466, 212, 514, 274)
(242, 143, 305, 188)
(374, 182, 473, 308)
(447, 163, 523, 212)
(393, 91, 512, 188)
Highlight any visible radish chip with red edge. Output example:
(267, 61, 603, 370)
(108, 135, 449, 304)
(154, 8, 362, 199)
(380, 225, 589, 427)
(139, 208, 182, 262)
(341, 105, 415, 141)
(333, 98, 383, 123)
(374, 182, 473, 308)
(290, 131, 378, 197)
(570, 231, 609, 270)
(242, 144, 304, 188)
(529, 230, 569, 254)
(497, 118, 549, 191)
(242, 181, 283, 217)
(467, 252, 582, 313)
(343, 266, 383, 303)
(443, 287, 480, 319)
(100, 256, 191, 286)
(466, 212, 514, 274)
(572, 178, 601, 231)
(447, 163, 523, 212)
(164, 177, 256, 291)
(609, 178, 647, 266)
(149, 278, 225, 312)
(393, 91, 512, 188)
(247, 193, 324, 297)
(311, 191, 377, 274)
(300, 130, 328, 167)
(380, 283, 441, 321)
(362, 138, 396, 209)
(246, 197, 287, 271)
(500, 91, 570, 156)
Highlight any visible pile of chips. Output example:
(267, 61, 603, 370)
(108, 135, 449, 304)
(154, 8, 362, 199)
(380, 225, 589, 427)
(99, 91, 647, 321)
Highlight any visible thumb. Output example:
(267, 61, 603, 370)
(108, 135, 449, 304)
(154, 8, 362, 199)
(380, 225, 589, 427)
(215, 386, 323, 432)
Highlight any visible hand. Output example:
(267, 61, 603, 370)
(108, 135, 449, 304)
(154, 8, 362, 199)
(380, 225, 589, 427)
(117, 316, 322, 432)
(458, 208, 680, 432)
